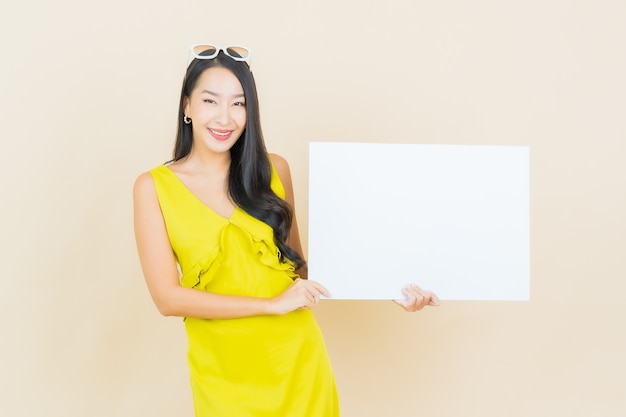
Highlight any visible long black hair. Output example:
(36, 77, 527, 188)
(172, 51, 305, 269)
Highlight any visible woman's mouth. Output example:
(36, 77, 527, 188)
(208, 128, 233, 141)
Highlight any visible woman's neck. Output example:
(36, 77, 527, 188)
(184, 147, 231, 176)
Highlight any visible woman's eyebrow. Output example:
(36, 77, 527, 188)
(201, 89, 245, 98)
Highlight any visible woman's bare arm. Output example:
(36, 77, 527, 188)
(133, 171, 327, 318)
(270, 153, 308, 279)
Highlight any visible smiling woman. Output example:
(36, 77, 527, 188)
(132, 46, 340, 416)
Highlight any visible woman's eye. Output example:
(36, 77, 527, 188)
(203, 99, 216, 104)
(234, 101, 245, 107)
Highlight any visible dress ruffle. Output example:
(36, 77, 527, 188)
(179, 242, 222, 290)
(180, 211, 297, 290)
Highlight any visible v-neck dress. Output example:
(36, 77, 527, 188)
(149, 164, 339, 417)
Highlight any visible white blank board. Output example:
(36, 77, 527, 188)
(307, 142, 530, 301)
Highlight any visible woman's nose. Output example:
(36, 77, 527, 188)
(215, 104, 231, 124)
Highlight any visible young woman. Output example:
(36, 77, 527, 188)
(133, 45, 439, 416)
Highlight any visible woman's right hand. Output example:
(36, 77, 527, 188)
(269, 278, 331, 314)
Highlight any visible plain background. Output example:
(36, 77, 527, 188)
(1, 0, 624, 416)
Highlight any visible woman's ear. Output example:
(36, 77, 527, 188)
(183, 96, 190, 117)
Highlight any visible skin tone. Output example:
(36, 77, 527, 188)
(133, 66, 439, 319)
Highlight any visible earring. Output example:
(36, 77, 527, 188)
(183, 115, 192, 124)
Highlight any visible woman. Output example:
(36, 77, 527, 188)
(133, 45, 438, 416)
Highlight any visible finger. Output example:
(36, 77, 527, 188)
(312, 294, 320, 306)
(399, 287, 422, 311)
(309, 281, 332, 298)
(304, 292, 315, 307)
(413, 286, 439, 307)
(289, 278, 304, 290)
(396, 285, 440, 311)
(398, 286, 417, 310)
(405, 285, 426, 310)
(307, 288, 320, 306)
(405, 284, 422, 296)
(416, 288, 433, 308)
(410, 283, 423, 290)
(410, 284, 442, 308)
(306, 285, 319, 298)
(306, 292, 317, 306)
(428, 292, 441, 306)
(400, 285, 417, 301)
(392, 299, 412, 311)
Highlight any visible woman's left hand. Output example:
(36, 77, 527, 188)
(393, 284, 440, 312)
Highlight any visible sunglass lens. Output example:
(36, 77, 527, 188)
(193, 45, 217, 57)
(226, 47, 250, 59)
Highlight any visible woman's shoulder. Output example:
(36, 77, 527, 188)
(133, 169, 158, 198)
(268, 153, 295, 200)
(269, 152, 288, 168)
(269, 153, 291, 181)
(133, 164, 171, 196)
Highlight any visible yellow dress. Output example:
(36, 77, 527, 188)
(150, 164, 340, 417)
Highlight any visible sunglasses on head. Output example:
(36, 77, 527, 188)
(190, 44, 252, 68)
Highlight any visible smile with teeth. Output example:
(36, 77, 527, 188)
(208, 128, 234, 141)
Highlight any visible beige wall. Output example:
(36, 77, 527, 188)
(1, 1, 625, 416)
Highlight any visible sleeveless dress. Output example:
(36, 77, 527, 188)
(150, 164, 340, 417)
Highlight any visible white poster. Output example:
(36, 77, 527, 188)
(307, 142, 530, 301)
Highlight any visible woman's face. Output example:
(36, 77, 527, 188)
(184, 66, 247, 154)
